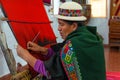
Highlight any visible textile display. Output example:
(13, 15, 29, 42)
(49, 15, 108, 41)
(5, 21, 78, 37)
(0, 0, 56, 78)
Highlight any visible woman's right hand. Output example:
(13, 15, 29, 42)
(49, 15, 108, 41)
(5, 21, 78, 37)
(27, 41, 48, 55)
(27, 41, 41, 52)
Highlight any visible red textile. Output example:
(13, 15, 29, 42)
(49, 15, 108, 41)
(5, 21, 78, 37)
(0, 0, 56, 78)
(106, 72, 120, 80)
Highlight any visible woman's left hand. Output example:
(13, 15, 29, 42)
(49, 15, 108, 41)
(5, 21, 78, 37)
(16, 44, 37, 67)
(16, 44, 30, 60)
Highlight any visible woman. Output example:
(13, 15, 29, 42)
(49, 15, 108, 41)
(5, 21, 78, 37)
(17, 1, 106, 80)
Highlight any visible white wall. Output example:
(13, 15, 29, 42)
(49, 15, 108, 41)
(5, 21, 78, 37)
(44, 5, 63, 43)
(88, 18, 109, 44)
(0, 47, 10, 77)
(87, 0, 110, 44)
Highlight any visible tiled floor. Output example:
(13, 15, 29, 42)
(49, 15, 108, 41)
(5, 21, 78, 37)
(1, 46, 120, 80)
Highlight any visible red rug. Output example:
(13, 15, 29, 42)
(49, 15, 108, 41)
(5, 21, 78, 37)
(107, 72, 120, 80)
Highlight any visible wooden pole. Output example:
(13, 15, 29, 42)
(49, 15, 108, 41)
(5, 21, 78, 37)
(0, 31, 17, 75)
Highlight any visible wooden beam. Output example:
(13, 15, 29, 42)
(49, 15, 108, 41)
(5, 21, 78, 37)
(0, 32, 17, 75)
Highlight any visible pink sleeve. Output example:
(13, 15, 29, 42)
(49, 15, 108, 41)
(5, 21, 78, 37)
(33, 48, 55, 76)
(34, 59, 47, 76)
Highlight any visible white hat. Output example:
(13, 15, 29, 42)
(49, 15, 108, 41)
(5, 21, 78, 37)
(55, 1, 87, 21)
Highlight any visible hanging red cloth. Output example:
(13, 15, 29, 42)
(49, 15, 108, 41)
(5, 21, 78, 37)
(0, 0, 56, 78)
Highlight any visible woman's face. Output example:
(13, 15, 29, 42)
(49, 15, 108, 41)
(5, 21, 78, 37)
(58, 19, 77, 39)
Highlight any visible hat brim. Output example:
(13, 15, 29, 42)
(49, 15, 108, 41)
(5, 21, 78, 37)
(55, 15, 87, 21)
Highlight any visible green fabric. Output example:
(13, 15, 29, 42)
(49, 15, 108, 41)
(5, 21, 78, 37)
(65, 26, 106, 80)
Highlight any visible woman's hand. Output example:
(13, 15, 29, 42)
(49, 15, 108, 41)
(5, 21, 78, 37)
(16, 44, 37, 67)
(27, 41, 41, 52)
(27, 41, 48, 55)
(17, 45, 30, 60)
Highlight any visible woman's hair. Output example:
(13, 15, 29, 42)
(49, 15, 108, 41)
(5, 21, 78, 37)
(63, 20, 86, 27)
